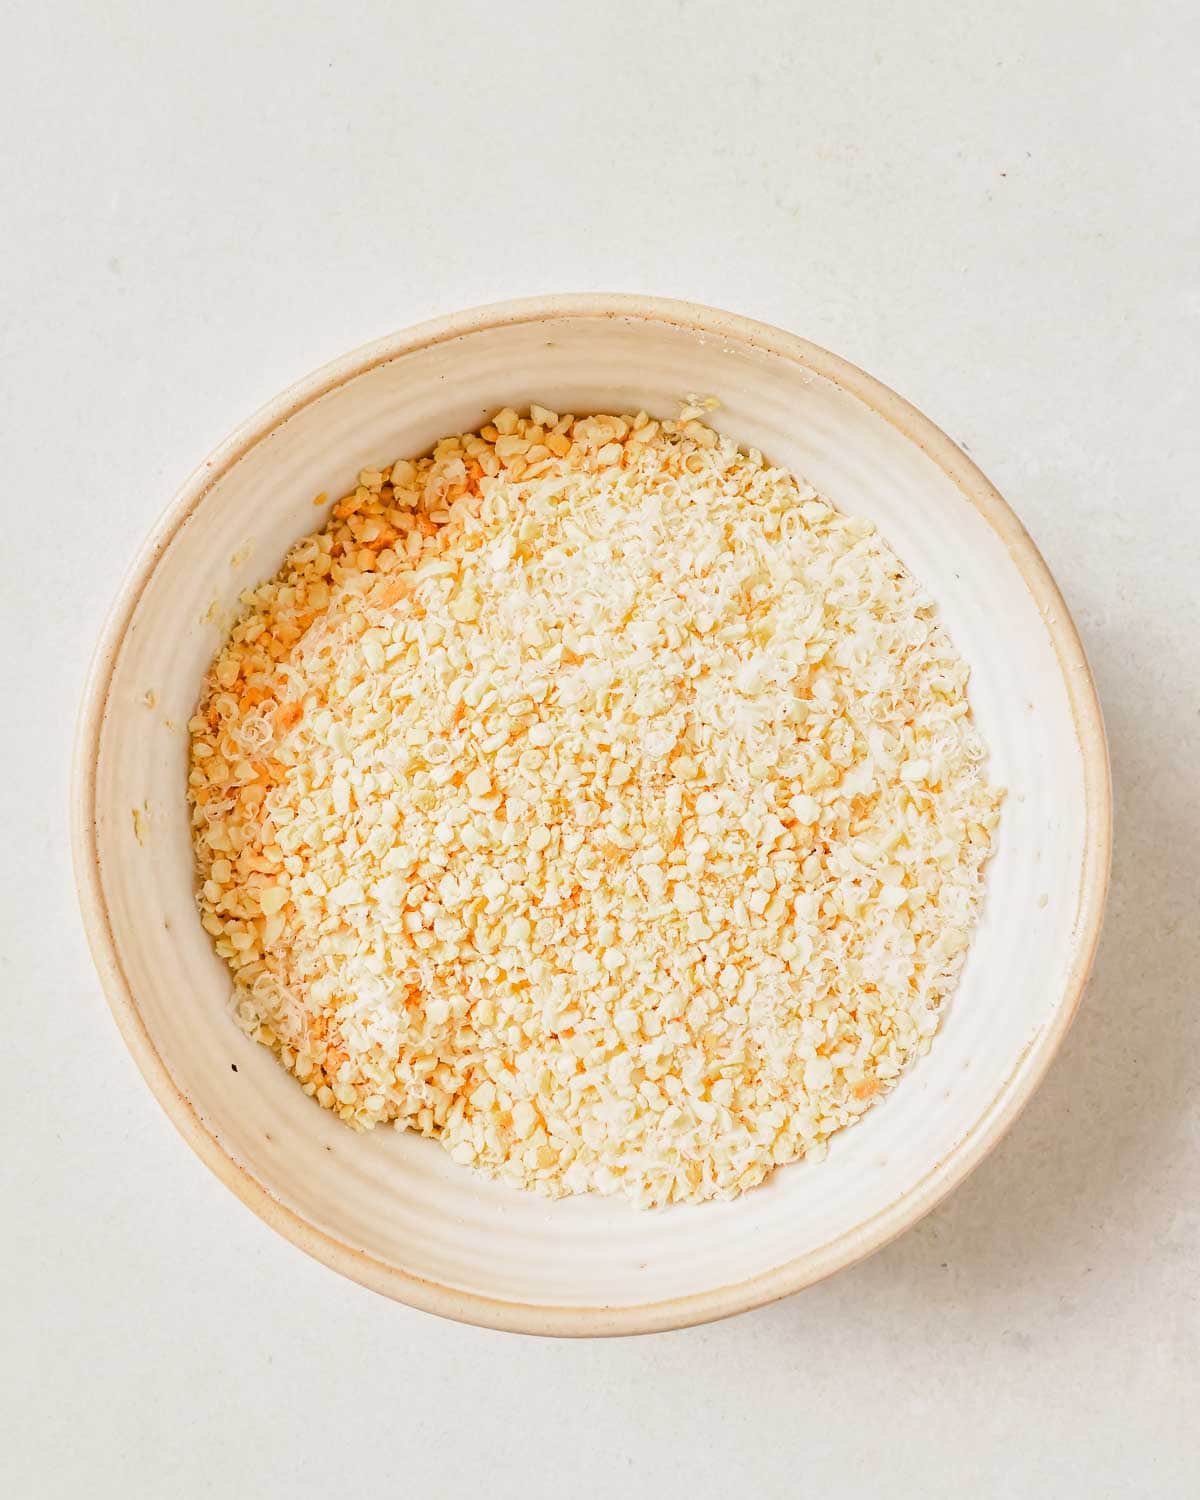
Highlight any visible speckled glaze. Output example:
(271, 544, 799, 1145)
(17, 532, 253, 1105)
(72, 296, 1111, 1335)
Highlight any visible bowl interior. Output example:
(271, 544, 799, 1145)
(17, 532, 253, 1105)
(84, 306, 1099, 1330)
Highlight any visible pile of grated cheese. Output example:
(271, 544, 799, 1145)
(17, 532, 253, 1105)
(188, 404, 1001, 1209)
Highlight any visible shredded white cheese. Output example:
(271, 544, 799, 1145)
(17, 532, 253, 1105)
(188, 406, 1001, 1208)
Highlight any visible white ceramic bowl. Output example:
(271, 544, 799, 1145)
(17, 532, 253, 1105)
(73, 296, 1110, 1334)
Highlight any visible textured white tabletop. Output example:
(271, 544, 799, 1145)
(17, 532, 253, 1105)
(4, 2, 1197, 1495)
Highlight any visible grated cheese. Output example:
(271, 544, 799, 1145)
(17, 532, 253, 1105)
(188, 406, 1002, 1208)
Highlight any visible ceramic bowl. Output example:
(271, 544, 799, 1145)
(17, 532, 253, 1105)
(73, 295, 1110, 1334)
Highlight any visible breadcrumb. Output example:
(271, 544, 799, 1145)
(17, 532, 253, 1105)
(188, 407, 1001, 1208)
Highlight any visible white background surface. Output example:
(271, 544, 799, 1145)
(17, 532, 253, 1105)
(3, 2, 1197, 1495)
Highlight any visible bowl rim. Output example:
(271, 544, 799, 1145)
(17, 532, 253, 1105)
(72, 293, 1112, 1337)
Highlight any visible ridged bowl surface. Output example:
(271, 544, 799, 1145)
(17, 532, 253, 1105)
(73, 296, 1110, 1334)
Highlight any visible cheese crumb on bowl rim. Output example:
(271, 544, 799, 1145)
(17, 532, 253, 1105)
(72, 295, 1111, 1336)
